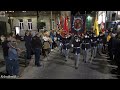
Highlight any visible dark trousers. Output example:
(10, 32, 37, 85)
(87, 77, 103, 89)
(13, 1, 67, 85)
(108, 50, 113, 60)
(8, 59, 19, 76)
(102, 44, 107, 53)
(34, 48, 41, 65)
(25, 45, 31, 59)
(26, 48, 31, 59)
(4, 56, 9, 74)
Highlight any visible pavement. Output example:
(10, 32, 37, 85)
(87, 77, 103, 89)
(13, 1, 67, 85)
(0, 41, 119, 79)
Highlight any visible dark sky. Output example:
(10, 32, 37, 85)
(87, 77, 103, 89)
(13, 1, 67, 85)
(71, 11, 93, 15)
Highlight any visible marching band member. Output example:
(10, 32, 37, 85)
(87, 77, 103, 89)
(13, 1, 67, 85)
(61, 33, 71, 61)
(97, 32, 104, 56)
(81, 33, 91, 63)
(56, 31, 62, 53)
(90, 34, 98, 63)
(71, 35, 82, 69)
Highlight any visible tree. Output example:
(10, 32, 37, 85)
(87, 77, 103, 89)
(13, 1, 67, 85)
(37, 22, 46, 29)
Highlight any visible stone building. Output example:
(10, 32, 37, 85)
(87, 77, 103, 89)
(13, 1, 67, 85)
(5, 11, 62, 36)
(0, 11, 10, 36)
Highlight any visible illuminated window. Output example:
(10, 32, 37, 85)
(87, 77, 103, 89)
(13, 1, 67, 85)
(22, 11, 26, 12)
(19, 19, 24, 30)
(118, 11, 120, 15)
(98, 15, 102, 24)
(28, 19, 32, 30)
(8, 11, 14, 12)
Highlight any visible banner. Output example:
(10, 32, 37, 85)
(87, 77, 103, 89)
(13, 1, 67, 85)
(71, 15, 85, 35)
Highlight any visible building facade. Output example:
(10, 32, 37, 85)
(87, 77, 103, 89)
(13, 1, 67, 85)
(6, 11, 62, 36)
(0, 11, 11, 36)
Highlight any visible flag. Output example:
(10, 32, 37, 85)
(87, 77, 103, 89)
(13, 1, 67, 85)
(93, 15, 99, 36)
(71, 15, 85, 35)
(63, 15, 69, 33)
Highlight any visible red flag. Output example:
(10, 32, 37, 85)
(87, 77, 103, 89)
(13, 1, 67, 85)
(63, 16, 69, 33)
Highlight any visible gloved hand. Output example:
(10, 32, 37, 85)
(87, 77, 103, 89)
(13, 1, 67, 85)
(71, 44, 74, 47)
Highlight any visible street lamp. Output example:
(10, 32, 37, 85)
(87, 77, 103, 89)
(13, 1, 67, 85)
(87, 15, 92, 21)
(86, 15, 92, 31)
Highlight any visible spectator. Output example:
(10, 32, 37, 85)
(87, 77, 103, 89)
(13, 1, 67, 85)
(24, 31, 32, 62)
(7, 33, 21, 76)
(114, 32, 120, 74)
(50, 30, 55, 50)
(31, 33, 42, 67)
(108, 33, 117, 61)
(0, 35, 5, 43)
(42, 31, 52, 57)
(1, 35, 10, 74)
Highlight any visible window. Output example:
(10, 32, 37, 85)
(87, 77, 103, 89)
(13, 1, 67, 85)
(28, 19, 32, 30)
(19, 19, 24, 30)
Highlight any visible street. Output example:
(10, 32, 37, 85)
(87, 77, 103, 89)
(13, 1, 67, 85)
(0, 41, 119, 79)
(0, 11, 120, 79)
(19, 44, 118, 79)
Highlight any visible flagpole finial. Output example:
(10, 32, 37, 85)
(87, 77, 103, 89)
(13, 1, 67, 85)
(78, 11, 80, 15)
(75, 11, 80, 16)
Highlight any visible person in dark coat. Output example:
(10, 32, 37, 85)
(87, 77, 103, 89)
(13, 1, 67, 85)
(108, 33, 117, 61)
(31, 33, 42, 67)
(112, 32, 120, 73)
(1, 35, 10, 74)
(114, 37, 120, 74)
(24, 31, 32, 61)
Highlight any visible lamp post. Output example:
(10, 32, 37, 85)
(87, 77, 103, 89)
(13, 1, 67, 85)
(37, 11, 39, 32)
(51, 11, 53, 30)
(8, 12, 12, 32)
(85, 11, 87, 33)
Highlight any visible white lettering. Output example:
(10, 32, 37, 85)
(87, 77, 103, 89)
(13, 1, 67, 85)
(1, 75, 17, 79)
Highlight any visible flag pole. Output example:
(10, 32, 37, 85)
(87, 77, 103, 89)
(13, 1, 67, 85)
(77, 11, 80, 35)
(51, 11, 53, 30)
(85, 11, 86, 34)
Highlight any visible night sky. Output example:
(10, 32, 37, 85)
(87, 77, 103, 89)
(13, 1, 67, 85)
(71, 11, 93, 15)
